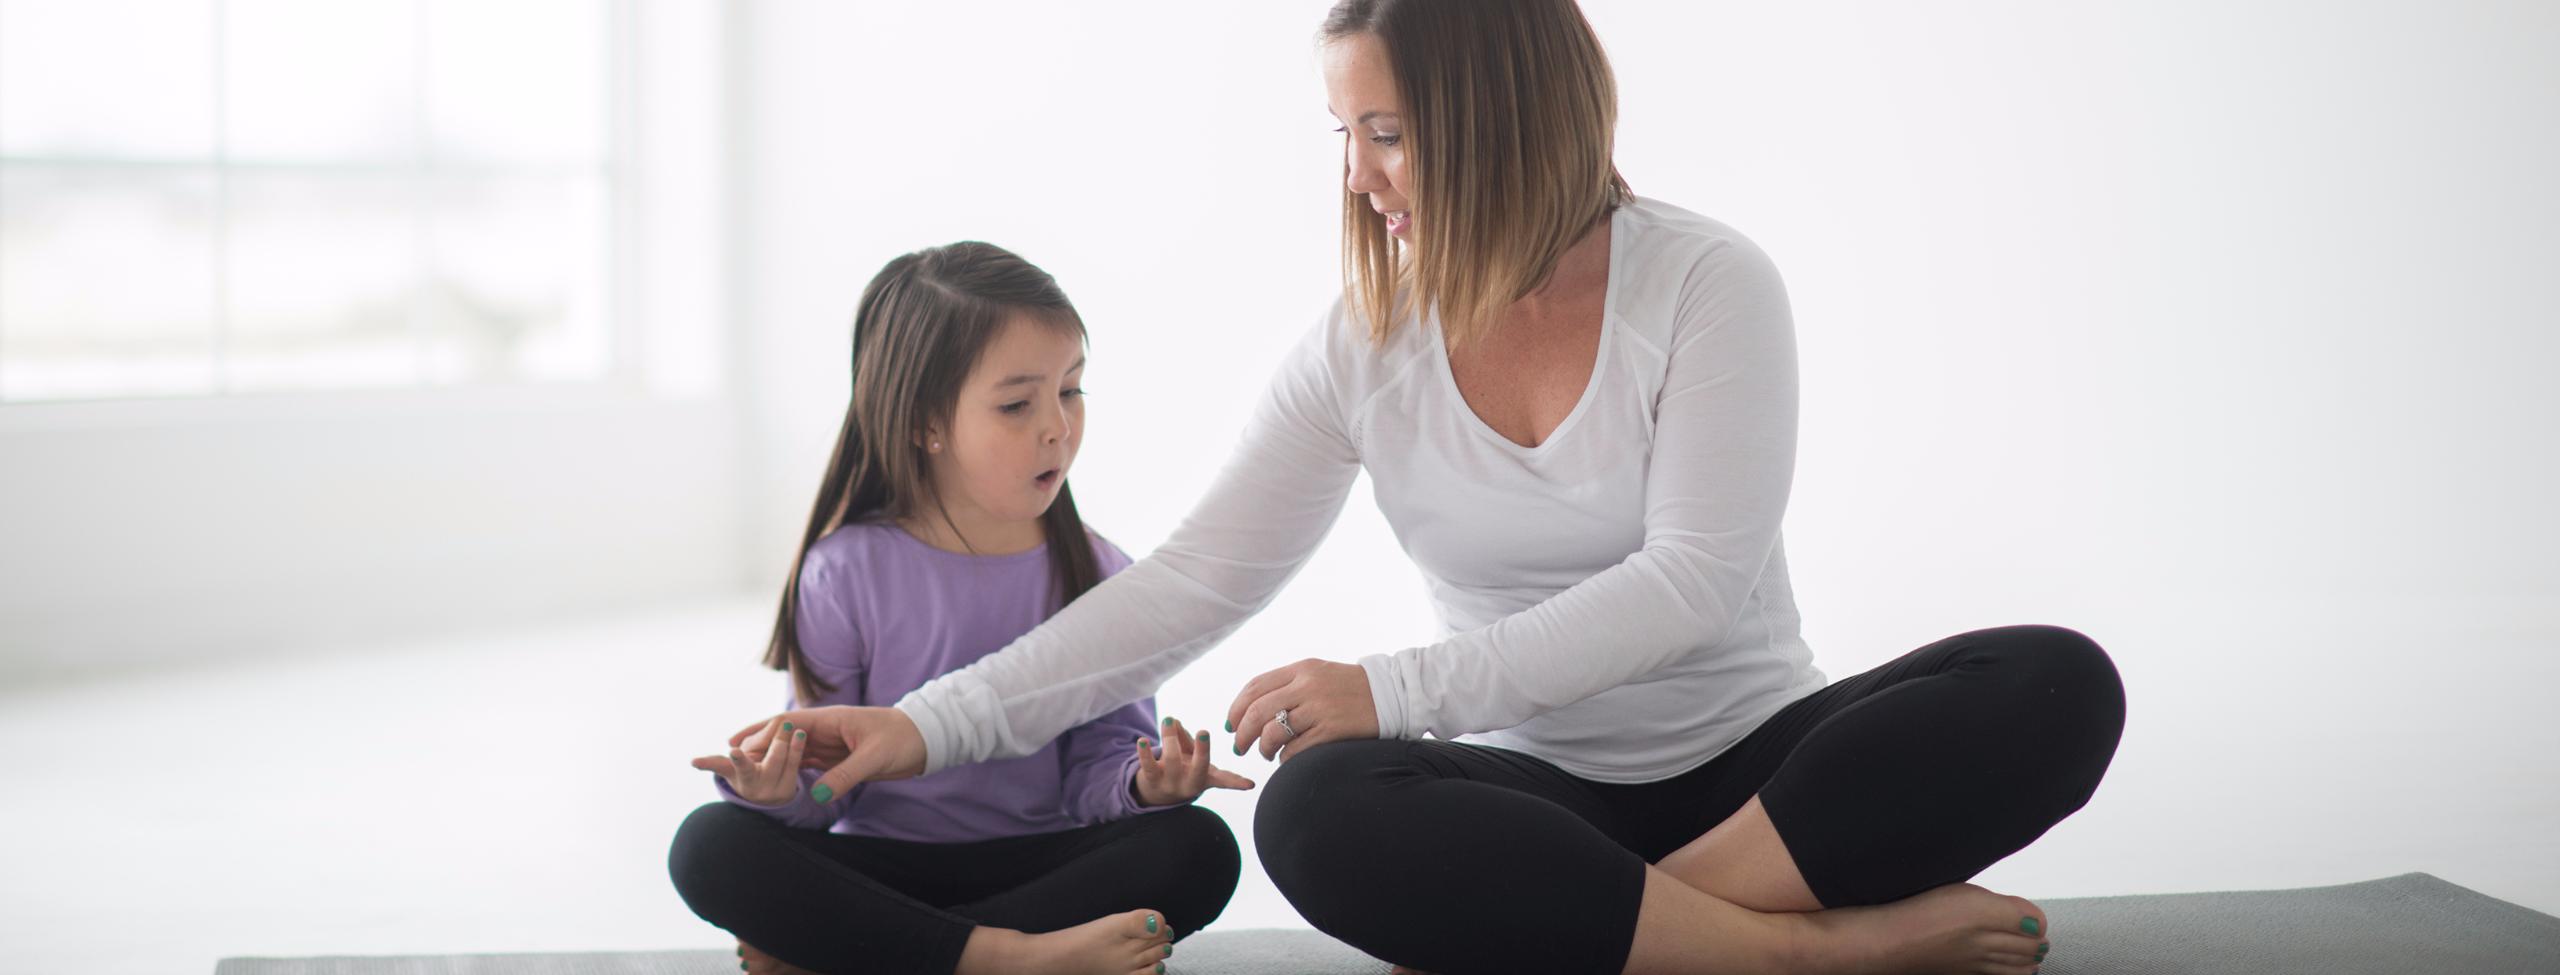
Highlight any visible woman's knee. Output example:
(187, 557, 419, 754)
(1254, 739, 1411, 896)
(1973, 624, 2126, 716)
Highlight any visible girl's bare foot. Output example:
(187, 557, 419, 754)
(738, 940, 821, 975)
(957, 908, 1176, 975)
(1788, 882, 2051, 975)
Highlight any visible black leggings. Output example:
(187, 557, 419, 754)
(1256, 624, 2128, 975)
(667, 802, 1241, 975)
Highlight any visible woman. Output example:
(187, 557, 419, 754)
(725, 2, 2124, 973)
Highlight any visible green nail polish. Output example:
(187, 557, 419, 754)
(810, 783, 834, 803)
(1146, 914, 1158, 934)
(782, 721, 792, 732)
(1164, 944, 1173, 956)
(1162, 716, 1173, 725)
(2021, 916, 2040, 936)
(1156, 964, 1165, 975)
(1197, 730, 1210, 740)
(736, 947, 744, 956)
(794, 729, 806, 740)
(739, 963, 747, 972)
(1225, 719, 1234, 733)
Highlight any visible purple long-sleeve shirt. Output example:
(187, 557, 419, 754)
(714, 520, 1173, 842)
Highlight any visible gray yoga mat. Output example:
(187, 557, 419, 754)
(215, 872, 2560, 974)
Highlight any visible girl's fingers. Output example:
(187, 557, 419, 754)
(1207, 767, 1257, 791)
(690, 754, 740, 781)
(1134, 734, 1164, 781)
(750, 716, 784, 767)
(1162, 717, 1193, 760)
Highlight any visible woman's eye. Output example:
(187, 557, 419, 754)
(1062, 387, 1085, 399)
(1372, 134, 1401, 147)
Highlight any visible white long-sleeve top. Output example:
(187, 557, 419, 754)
(896, 196, 1828, 784)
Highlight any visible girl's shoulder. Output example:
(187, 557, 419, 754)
(800, 519, 915, 581)
(1083, 526, 1135, 577)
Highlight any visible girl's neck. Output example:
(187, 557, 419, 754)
(895, 506, 1046, 557)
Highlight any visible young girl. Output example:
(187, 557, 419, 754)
(668, 241, 1251, 975)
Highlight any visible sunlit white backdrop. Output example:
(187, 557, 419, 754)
(1, 2, 2553, 972)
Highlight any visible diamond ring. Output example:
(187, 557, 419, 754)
(1274, 708, 1299, 739)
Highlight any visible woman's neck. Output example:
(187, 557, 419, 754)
(1515, 215, 1613, 315)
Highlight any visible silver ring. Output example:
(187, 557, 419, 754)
(1273, 708, 1299, 739)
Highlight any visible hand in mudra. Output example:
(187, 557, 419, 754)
(724, 705, 927, 803)
(1132, 715, 1258, 806)
(1225, 658, 1380, 762)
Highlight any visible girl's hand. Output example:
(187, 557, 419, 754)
(1225, 658, 1381, 762)
(690, 716, 807, 805)
(1132, 716, 1257, 807)
(729, 705, 928, 803)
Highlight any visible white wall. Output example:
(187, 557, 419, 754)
(730, 0, 2559, 912)
(0, 2, 741, 683)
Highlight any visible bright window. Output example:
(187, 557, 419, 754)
(0, 0, 619, 401)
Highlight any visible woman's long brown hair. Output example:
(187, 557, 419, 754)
(1321, 0, 1633, 347)
(761, 242, 1104, 706)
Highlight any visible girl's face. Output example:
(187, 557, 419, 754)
(924, 314, 1087, 538)
(1323, 33, 1413, 238)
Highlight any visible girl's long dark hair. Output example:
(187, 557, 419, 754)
(762, 241, 1104, 706)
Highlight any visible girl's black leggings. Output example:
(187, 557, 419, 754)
(1256, 624, 2128, 975)
(667, 802, 1240, 975)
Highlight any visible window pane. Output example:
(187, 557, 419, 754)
(426, 0, 607, 166)
(222, 171, 422, 390)
(0, 0, 218, 158)
(225, 0, 418, 164)
(0, 166, 219, 400)
(423, 175, 608, 383)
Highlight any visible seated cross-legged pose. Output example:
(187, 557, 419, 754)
(730, 3, 2127, 974)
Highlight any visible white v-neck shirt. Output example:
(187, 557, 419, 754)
(898, 196, 1827, 784)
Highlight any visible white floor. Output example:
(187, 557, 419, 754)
(3, 590, 2554, 974)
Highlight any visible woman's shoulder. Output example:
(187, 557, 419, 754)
(1617, 196, 1781, 279)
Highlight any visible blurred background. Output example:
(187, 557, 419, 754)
(1, 1, 2553, 972)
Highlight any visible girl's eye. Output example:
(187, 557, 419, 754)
(999, 402, 1029, 415)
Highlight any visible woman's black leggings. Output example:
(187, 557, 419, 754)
(1257, 624, 2128, 975)
(667, 803, 1240, 975)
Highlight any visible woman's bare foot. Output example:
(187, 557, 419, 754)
(1788, 882, 2051, 975)
(956, 908, 1175, 975)
(738, 940, 821, 975)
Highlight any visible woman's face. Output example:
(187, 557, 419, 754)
(1322, 33, 1412, 238)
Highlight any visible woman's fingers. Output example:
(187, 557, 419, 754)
(750, 716, 784, 767)
(1223, 668, 1291, 739)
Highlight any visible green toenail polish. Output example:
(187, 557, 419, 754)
(736, 947, 744, 956)
(1156, 964, 1165, 975)
(2021, 916, 2040, 936)
(1146, 914, 1158, 934)
(1164, 944, 1173, 956)
(810, 783, 833, 803)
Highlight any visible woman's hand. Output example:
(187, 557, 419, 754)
(1132, 716, 1258, 806)
(689, 716, 807, 805)
(725, 705, 928, 803)
(1225, 659, 1381, 762)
